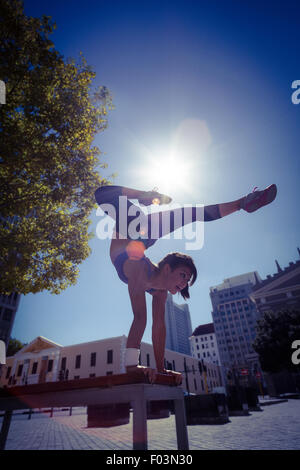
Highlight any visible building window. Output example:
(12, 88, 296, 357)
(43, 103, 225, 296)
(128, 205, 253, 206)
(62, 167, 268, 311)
(47, 359, 53, 373)
(146, 354, 150, 367)
(90, 352, 96, 367)
(61, 357, 67, 370)
(75, 355, 81, 369)
(74, 375, 80, 380)
(106, 371, 113, 375)
(5, 366, 11, 379)
(32, 362, 38, 374)
(17, 364, 23, 377)
(89, 374, 96, 378)
(107, 350, 113, 364)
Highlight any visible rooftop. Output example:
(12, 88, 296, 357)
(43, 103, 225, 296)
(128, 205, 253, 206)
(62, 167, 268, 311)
(191, 322, 214, 337)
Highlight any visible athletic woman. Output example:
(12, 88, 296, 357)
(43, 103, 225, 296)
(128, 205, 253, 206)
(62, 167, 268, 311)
(95, 184, 277, 384)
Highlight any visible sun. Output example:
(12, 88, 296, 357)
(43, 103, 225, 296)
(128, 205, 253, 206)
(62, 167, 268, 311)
(139, 147, 196, 199)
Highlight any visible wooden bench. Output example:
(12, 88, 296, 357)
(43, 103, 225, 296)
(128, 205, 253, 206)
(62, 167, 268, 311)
(0, 371, 189, 450)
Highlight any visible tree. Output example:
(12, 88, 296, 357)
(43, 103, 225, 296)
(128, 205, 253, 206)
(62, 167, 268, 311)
(6, 337, 26, 356)
(0, 0, 114, 294)
(252, 309, 300, 373)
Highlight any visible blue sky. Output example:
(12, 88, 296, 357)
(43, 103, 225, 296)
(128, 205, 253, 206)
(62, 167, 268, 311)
(12, 0, 300, 347)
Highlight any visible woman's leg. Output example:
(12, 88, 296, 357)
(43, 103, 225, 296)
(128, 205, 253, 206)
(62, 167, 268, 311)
(145, 184, 277, 241)
(145, 197, 243, 241)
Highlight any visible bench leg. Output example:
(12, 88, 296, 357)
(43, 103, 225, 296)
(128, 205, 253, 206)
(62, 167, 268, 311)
(132, 397, 148, 450)
(0, 410, 12, 450)
(174, 398, 189, 450)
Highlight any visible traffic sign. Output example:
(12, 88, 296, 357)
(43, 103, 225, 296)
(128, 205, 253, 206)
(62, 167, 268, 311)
(240, 368, 248, 376)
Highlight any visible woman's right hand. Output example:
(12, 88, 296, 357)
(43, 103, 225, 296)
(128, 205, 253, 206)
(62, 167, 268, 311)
(160, 369, 182, 385)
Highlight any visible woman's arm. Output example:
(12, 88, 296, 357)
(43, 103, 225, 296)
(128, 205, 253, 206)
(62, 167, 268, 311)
(125, 260, 157, 383)
(152, 291, 182, 385)
(127, 278, 147, 349)
(152, 291, 168, 372)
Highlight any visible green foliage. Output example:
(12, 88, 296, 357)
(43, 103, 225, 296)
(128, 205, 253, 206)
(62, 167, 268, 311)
(6, 337, 26, 356)
(252, 308, 300, 373)
(0, 0, 114, 294)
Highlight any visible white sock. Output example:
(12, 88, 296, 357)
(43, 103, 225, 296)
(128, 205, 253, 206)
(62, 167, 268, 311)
(124, 348, 140, 367)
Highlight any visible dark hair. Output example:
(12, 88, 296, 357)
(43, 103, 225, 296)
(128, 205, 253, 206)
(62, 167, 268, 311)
(157, 252, 197, 300)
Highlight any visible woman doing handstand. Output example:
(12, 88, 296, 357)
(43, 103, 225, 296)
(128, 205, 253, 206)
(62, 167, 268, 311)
(95, 184, 277, 384)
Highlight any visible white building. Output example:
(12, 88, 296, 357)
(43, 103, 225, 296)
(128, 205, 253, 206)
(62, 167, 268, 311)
(190, 323, 221, 366)
(0, 335, 222, 395)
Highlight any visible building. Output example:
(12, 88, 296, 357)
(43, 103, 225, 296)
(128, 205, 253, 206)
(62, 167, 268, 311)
(0, 293, 21, 347)
(250, 251, 300, 395)
(0, 335, 222, 395)
(210, 272, 262, 381)
(189, 323, 221, 366)
(165, 293, 193, 355)
(251, 253, 300, 314)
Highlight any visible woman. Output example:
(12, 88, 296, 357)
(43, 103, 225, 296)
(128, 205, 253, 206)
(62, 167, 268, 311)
(95, 183, 277, 384)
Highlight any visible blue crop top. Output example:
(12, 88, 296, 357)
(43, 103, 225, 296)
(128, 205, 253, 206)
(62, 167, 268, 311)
(112, 251, 156, 294)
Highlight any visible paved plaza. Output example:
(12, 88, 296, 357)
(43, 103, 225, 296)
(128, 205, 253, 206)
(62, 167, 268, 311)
(1, 399, 300, 450)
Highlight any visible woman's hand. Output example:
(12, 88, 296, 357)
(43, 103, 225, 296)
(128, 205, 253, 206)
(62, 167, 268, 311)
(160, 369, 182, 385)
(126, 365, 157, 384)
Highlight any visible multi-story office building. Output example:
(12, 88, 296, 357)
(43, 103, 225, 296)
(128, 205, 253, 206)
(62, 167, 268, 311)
(0, 335, 222, 395)
(210, 272, 262, 379)
(190, 322, 221, 366)
(165, 293, 193, 356)
(0, 293, 21, 347)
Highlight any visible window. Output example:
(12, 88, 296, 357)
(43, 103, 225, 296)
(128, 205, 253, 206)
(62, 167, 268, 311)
(32, 362, 38, 374)
(61, 357, 67, 370)
(106, 371, 113, 375)
(75, 355, 81, 369)
(47, 359, 53, 373)
(5, 366, 11, 379)
(17, 364, 23, 377)
(90, 352, 96, 367)
(107, 349, 113, 364)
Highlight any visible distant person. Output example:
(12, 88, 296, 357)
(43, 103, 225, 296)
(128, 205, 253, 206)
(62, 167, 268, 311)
(95, 184, 277, 384)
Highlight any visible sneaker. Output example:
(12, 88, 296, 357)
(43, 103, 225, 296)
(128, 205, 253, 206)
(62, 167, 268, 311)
(138, 188, 172, 206)
(240, 184, 277, 213)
